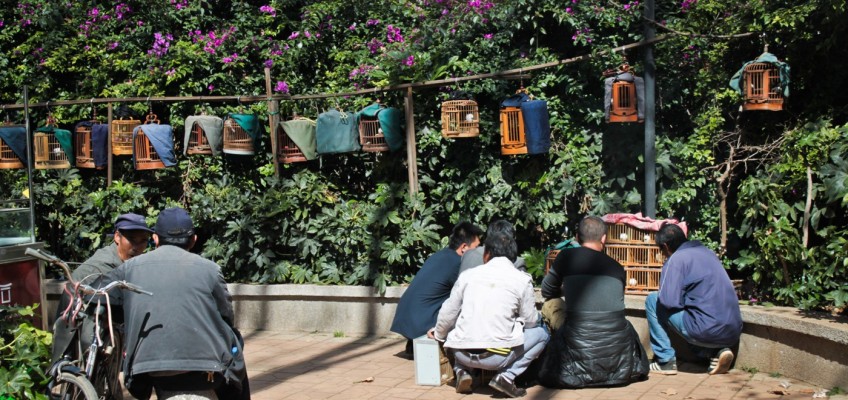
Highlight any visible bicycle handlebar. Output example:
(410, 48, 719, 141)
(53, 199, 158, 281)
(26, 248, 153, 296)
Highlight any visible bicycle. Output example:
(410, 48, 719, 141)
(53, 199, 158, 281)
(26, 248, 152, 400)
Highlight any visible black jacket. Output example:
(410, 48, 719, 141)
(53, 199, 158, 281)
(538, 310, 649, 388)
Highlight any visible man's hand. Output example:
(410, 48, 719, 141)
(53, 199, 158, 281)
(426, 328, 436, 339)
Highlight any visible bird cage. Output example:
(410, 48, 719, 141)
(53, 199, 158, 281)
(609, 80, 638, 123)
(742, 62, 784, 111)
(223, 116, 255, 155)
(499, 106, 527, 155)
(74, 122, 104, 169)
(112, 117, 140, 155)
(358, 116, 389, 152)
(0, 125, 25, 169)
(186, 121, 213, 155)
(441, 97, 479, 138)
(277, 116, 311, 164)
(133, 112, 165, 170)
(34, 117, 71, 169)
(544, 249, 560, 275)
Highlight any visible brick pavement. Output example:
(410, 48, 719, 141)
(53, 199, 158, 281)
(242, 330, 843, 400)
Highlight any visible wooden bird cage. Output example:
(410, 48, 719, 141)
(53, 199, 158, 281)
(0, 126, 24, 170)
(544, 249, 560, 275)
(499, 106, 527, 155)
(359, 118, 389, 152)
(742, 62, 784, 111)
(609, 80, 639, 123)
(223, 117, 255, 155)
(74, 123, 103, 169)
(441, 100, 479, 138)
(277, 124, 307, 164)
(112, 117, 140, 156)
(186, 122, 213, 155)
(133, 112, 165, 170)
(603, 223, 666, 295)
(34, 117, 70, 170)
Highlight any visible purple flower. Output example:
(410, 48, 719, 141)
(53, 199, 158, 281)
(264, 59, 273, 68)
(259, 5, 276, 16)
(348, 23, 356, 30)
(386, 25, 403, 43)
(165, 69, 175, 76)
(304, 30, 312, 38)
(208, 84, 215, 92)
(147, 32, 173, 58)
(109, 42, 119, 50)
(566, 7, 573, 14)
(367, 38, 384, 54)
(483, 33, 493, 39)
(288, 31, 300, 40)
(366, 19, 380, 26)
(404, 55, 415, 66)
(222, 53, 238, 63)
(274, 81, 289, 93)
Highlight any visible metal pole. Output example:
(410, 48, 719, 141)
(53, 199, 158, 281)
(404, 87, 419, 198)
(264, 67, 280, 178)
(23, 86, 35, 243)
(107, 103, 113, 187)
(643, 0, 657, 218)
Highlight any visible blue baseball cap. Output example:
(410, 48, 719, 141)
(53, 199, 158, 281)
(154, 207, 195, 238)
(115, 213, 153, 233)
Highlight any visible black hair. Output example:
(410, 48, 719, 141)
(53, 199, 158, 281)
(483, 231, 518, 262)
(448, 221, 484, 250)
(158, 235, 193, 250)
(487, 219, 515, 238)
(577, 216, 606, 244)
(655, 223, 688, 253)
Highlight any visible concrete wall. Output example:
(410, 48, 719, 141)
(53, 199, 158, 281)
(44, 281, 848, 389)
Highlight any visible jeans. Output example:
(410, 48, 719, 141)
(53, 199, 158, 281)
(645, 292, 724, 363)
(451, 325, 550, 381)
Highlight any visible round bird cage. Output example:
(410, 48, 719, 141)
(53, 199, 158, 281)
(441, 99, 479, 138)
(112, 117, 140, 156)
(186, 122, 213, 155)
(359, 117, 389, 152)
(34, 116, 70, 169)
(133, 112, 165, 170)
(742, 62, 784, 111)
(277, 118, 308, 164)
(0, 125, 25, 170)
(223, 117, 255, 155)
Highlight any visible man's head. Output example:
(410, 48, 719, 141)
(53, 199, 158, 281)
(482, 231, 518, 263)
(487, 219, 515, 239)
(656, 223, 688, 257)
(448, 221, 483, 256)
(576, 216, 606, 246)
(153, 207, 197, 250)
(113, 213, 153, 261)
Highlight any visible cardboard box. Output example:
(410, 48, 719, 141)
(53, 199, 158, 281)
(413, 336, 453, 386)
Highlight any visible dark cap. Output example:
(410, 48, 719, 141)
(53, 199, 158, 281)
(154, 207, 195, 238)
(115, 213, 153, 233)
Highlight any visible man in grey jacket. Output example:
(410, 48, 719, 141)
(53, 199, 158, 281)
(431, 231, 549, 398)
(107, 207, 247, 399)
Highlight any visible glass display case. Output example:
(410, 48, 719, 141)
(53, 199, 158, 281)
(0, 200, 34, 247)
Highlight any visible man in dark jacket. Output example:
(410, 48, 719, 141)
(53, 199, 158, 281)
(107, 207, 248, 399)
(390, 221, 483, 355)
(646, 223, 742, 375)
(538, 216, 649, 388)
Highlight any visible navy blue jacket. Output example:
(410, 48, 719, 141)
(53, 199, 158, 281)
(391, 248, 461, 339)
(658, 241, 742, 346)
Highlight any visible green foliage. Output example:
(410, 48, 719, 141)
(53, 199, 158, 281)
(0, 305, 51, 400)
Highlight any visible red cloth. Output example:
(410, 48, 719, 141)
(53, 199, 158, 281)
(601, 213, 688, 236)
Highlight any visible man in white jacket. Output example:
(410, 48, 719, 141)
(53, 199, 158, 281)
(430, 231, 549, 398)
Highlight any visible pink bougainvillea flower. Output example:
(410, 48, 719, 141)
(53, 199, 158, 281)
(404, 55, 415, 66)
(275, 81, 290, 93)
(483, 33, 493, 39)
(288, 31, 300, 40)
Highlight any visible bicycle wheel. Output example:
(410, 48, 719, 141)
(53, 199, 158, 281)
(90, 331, 124, 400)
(49, 371, 98, 400)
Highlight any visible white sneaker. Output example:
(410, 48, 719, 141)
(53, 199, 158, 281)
(709, 348, 734, 375)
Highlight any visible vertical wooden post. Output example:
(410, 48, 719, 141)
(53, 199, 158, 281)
(264, 67, 280, 178)
(404, 87, 419, 198)
(107, 102, 113, 187)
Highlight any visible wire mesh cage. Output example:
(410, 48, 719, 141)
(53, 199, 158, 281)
(358, 118, 389, 152)
(499, 106, 527, 155)
(742, 62, 784, 111)
(0, 125, 25, 169)
(112, 118, 140, 156)
(186, 122, 213, 155)
(609, 81, 638, 123)
(133, 113, 165, 170)
(441, 99, 479, 138)
(223, 117, 255, 155)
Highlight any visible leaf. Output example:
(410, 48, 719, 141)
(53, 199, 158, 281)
(354, 376, 375, 383)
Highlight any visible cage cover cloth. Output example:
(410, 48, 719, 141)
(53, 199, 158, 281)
(601, 212, 688, 236)
(0, 125, 28, 164)
(356, 103, 405, 152)
(183, 115, 224, 156)
(75, 121, 109, 168)
(729, 52, 791, 98)
(603, 71, 646, 122)
(133, 124, 177, 167)
(228, 113, 263, 151)
(279, 118, 318, 160)
(315, 109, 361, 154)
(500, 93, 552, 154)
(35, 125, 75, 165)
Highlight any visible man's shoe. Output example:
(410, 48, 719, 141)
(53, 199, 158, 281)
(709, 348, 734, 375)
(405, 339, 414, 358)
(649, 358, 678, 375)
(489, 374, 526, 398)
(455, 369, 473, 394)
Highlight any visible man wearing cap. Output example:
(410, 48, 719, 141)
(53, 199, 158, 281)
(51, 213, 153, 365)
(105, 207, 247, 400)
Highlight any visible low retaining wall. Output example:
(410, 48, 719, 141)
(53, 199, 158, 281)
(43, 281, 848, 389)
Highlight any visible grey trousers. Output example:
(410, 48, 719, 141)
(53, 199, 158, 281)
(451, 325, 550, 381)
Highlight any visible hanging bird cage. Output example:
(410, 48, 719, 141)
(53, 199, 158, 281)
(742, 62, 784, 111)
(358, 116, 389, 152)
(223, 116, 255, 155)
(0, 124, 25, 169)
(74, 122, 104, 169)
(609, 80, 638, 122)
(133, 112, 165, 170)
(441, 93, 479, 138)
(186, 121, 213, 155)
(34, 116, 71, 169)
(112, 117, 140, 155)
(277, 116, 308, 164)
(500, 106, 527, 155)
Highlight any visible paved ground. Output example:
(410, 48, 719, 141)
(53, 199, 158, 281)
(242, 330, 844, 400)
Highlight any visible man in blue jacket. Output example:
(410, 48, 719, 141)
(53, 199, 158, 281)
(646, 223, 742, 375)
(390, 221, 483, 356)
